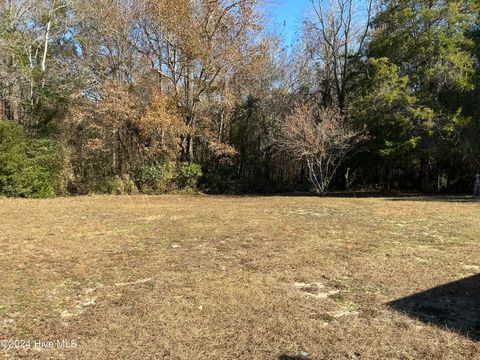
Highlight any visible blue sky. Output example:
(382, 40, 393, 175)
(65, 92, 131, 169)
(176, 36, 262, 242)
(266, 0, 311, 46)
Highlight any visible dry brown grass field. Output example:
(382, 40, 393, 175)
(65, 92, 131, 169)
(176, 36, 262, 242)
(0, 195, 479, 359)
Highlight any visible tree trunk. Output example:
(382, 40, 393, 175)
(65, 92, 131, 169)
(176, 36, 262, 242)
(420, 153, 431, 193)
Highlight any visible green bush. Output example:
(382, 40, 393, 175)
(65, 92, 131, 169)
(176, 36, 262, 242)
(134, 162, 202, 194)
(0, 120, 64, 198)
(177, 162, 203, 190)
(135, 162, 177, 193)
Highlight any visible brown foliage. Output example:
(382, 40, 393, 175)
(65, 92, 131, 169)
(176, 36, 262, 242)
(65, 82, 186, 185)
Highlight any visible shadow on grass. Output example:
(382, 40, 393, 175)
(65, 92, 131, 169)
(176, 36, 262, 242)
(387, 195, 480, 203)
(388, 274, 480, 341)
(224, 192, 480, 202)
(279, 355, 309, 360)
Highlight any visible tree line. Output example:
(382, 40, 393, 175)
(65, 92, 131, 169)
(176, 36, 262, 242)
(0, 0, 479, 197)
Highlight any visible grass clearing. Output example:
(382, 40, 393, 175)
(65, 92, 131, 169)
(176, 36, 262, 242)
(0, 195, 479, 359)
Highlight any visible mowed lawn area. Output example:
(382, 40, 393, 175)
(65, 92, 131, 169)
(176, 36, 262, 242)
(0, 196, 479, 359)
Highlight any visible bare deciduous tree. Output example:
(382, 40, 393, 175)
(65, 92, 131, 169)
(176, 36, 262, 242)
(305, 0, 373, 110)
(277, 103, 365, 193)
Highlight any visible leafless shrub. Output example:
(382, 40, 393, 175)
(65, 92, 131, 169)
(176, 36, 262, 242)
(277, 103, 366, 193)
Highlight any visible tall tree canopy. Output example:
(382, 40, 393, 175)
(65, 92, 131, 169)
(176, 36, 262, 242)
(0, 0, 479, 197)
